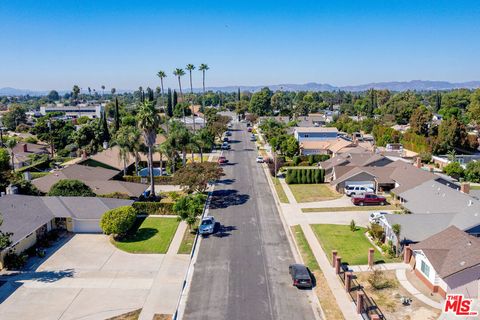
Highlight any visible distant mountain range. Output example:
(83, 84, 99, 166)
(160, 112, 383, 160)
(2, 80, 480, 96)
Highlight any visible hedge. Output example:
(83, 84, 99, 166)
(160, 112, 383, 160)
(132, 202, 175, 215)
(123, 175, 175, 185)
(285, 168, 324, 184)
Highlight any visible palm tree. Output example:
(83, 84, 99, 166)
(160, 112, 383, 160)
(72, 85, 80, 102)
(136, 101, 161, 198)
(169, 121, 190, 167)
(186, 64, 196, 132)
(155, 142, 169, 176)
(114, 127, 132, 176)
(194, 128, 214, 163)
(198, 64, 209, 127)
(392, 224, 402, 257)
(5, 139, 17, 172)
(157, 70, 168, 131)
(173, 68, 186, 122)
(101, 85, 106, 96)
(111, 88, 116, 96)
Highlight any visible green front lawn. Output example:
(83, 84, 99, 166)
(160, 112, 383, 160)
(471, 185, 480, 190)
(288, 184, 341, 203)
(114, 217, 180, 254)
(272, 177, 289, 203)
(311, 224, 397, 265)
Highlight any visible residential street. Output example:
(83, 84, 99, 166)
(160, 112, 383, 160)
(183, 122, 318, 320)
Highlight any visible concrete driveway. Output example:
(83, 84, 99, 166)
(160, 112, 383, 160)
(0, 234, 189, 320)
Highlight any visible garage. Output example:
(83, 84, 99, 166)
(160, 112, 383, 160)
(345, 180, 375, 189)
(73, 219, 102, 233)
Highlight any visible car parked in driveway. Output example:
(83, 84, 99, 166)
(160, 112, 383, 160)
(344, 185, 374, 196)
(199, 216, 216, 235)
(218, 156, 228, 164)
(352, 193, 387, 206)
(289, 264, 313, 288)
(256, 156, 264, 163)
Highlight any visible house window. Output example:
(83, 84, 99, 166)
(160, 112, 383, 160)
(420, 260, 430, 278)
(304, 134, 309, 138)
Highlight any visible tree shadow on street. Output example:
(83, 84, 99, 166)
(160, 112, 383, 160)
(209, 189, 250, 209)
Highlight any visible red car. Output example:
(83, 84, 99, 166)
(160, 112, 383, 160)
(217, 156, 228, 164)
(351, 193, 387, 206)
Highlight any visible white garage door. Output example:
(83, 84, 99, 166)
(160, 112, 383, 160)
(345, 180, 375, 189)
(73, 219, 102, 233)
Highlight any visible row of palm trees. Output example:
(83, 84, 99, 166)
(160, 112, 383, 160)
(156, 64, 209, 132)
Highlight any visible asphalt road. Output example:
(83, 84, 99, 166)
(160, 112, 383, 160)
(183, 122, 317, 320)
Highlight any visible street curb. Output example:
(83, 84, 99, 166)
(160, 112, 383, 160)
(261, 165, 324, 320)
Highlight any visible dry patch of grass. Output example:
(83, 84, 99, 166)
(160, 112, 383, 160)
(272, 177, 289, 203)
(291, 225, 344, 320)
(152, 314, 172, 320)
(356, 270, 441, 320)
(288, 184, 341, 203)
(106, 309, 141, 320)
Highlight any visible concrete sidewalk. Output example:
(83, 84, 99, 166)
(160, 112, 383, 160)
(301, 223, 361, 320)
(167, 221, 187, 255)
(396, 269, 443, 309)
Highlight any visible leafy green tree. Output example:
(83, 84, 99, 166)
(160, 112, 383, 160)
(48, 179, 96, 197)
(32, 117, 75, 151)
(173, 162, 223, 193)
(47, 90, 60, 101)
(74, 120, 100, 153)
(137, 101, 161, 197)
(167, 88, 173, 118)
(174, 193, 207, 231)
(465, 161, 480, 183)
(173, 102, 192, 118)
(194, 128, 215, 162)
(0, 148, 9, 172)
(99, 111, 110, 143)
(72, 85, 80, 101)
(169, 121, 191, 166)
(100, 206, 136, 237)
(443, 161, 465, 180)
(435, 118, 468, 153)
(392, 223, 401, 256)
(409, 105, 432, 136)
(3, 105, 27, 130)
(467, 89, 480, 124)
(114, 97, 120, 132)
(249, 87, 273, 115)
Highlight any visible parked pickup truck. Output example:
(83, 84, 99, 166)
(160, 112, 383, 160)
(351, 193, 387, 206)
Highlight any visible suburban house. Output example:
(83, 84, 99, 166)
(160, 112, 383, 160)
(432, 154, 480, 170)
(0, 194, 133, 269)
(9, 142, 50, 169)
(32, 164, 147, 198)
(379, 180, 480, 246)
(293, 127, 338, 142)
(330, 165, 397, 192)
(299, 138, 357, 156)
(404, 226, 480, 299)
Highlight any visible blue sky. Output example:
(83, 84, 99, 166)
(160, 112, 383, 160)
(1, 0, 480, 91)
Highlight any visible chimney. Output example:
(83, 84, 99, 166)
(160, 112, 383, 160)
(23, 143, 28, 152)
(461, 182, 470, 195)
(415, 157, 422, 169)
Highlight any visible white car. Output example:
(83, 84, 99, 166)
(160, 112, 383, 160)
(369, 212, 389, 224)
(344, 185, 374, 196)
(256, 156, 264, 163)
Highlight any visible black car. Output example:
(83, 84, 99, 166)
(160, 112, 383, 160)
(223, 137, 229, 142)
(289, 264, 313, 288)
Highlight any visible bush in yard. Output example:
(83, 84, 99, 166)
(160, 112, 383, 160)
(98, 192, 131, 199)
(132, 202, 175, 215)
(285, 168, 325, 184)
(443, 161, 464, 180)
(174, 193, 207, 231)
(350, 219, 357, 232)
(100, 206, 137, 237)
(293, 156, 301, 166)
(368, 223, 384, 241)
(4, 250, 28, 270)
(368, 270, 397, 290)
(48, 179, 96, 197)
(173, 162, 224, 193)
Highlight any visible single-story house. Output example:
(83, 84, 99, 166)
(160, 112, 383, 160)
(293, 127, 338, 142)
(330, 165, 397, 193)
(299, 138, 357, 156)
(10, 142, 50, 169)
(321, 152, 393, 181)
(32, 164, 147, 198)
(0, 194, 133, 269)
(405, 226, 480, 299)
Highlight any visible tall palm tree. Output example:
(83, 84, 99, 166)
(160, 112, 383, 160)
(157, 70, 168, 132)
(136, 101, 161, 198)
(114, 127, 132, 176)
(101, 85, 106, 96)
(198, 64, 209, 127)
(169, 121, 190, 167)
(173, 68, 186, 122)
(186, 64, 196, 132)
(111, 88, 116, 96)
(194, 128, 214, 163)
(5, 139, 17, 172)
(155, 142, 170, 176)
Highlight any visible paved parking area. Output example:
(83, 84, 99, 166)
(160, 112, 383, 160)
(0, 234, 189, 320)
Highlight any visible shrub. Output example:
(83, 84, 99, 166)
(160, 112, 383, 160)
(350, 219, 357, 232)
(293, 156, 301, 166)
(443, 161, 465, 180)
(132, 202, 175, 215)
(100, 206, 137, 237)
(368, 223, 385, 241)
(123, 175, 175, 185)
(48, 179, 96, 197)
(98, 192, 131, 199)
(368, 270, 397, 290)
(285, 168, 325, 184)
(4, 250, 28, 270)
(174, 193, 207, 231)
